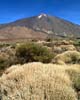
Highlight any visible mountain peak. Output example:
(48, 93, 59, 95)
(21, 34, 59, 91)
(38, 13, 47, 19)
(0, 13, 80, 41)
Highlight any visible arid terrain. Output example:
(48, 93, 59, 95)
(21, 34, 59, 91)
(0, 38, 80, 100)
(0, 14, 80, 100)
(0, 0, 80, 98)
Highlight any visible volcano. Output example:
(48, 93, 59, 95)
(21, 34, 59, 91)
(0, 13, 80, 41)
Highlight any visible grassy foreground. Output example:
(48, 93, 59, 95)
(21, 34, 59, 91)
(0, 39, 80, 100)
(0, 62, 80, 100)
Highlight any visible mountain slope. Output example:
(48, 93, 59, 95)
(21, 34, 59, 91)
(0, 26, 47, 41)
(0, 13, 80, 41)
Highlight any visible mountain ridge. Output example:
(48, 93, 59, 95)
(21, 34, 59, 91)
(0, 13, 80, 41)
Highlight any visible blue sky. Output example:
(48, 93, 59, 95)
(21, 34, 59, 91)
(0, 0, 80, 24)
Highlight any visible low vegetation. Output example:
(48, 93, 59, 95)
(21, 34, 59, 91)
(0, 42, 54, 71)
(53, 50, 80, 64)
(15, 42, 54, 64)
(0, 63, 78, 100)
(0, 40, 80, 100)
(73, 40, 80, 52)
(74, 40, 80, 46)
(66, 67, 80, 91)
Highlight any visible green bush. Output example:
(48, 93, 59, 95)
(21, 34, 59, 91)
(0, 53, 9, 70)
(74, 40, 80, 46)
(15, 43, 54, 64)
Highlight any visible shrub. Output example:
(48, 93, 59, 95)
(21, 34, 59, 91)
(53, 51, 80, 64)
(66, 66, 80, 91)
(0, 43, 10, 48)
(60, 45, 76, 51)
(74, 40, 80, 46)
(45, 37, 53, 42)
(15, 43, 54, 64)
(5, 47, 18, 65)
(0, 48, 17, 71)
(0, 63, 77, 100)
(65, 66, 80, 100)
(0, 52, 9, 70)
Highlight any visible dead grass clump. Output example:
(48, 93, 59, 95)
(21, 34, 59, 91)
(60, 44, 76, 51)
(53, 51, 80, 64)
(53, 44, 76, 55)
(0, 63, 77, 100)
(66, 65, 80, 91)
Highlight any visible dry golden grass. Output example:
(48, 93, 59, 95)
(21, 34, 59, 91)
(0, 62, 78, 100)
(53, 44, 76, 54)
(66, 65, 80, 91)
(60, 44, 76, 51)
(53, 50, 80, 64)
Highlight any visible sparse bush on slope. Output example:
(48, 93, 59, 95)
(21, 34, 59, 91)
(0, 52, 9, 70)
(0, 63, 77, 100)
(0, 48, 17, 71)
(53, 51, 80, 64)
(15, 43, 54, 64)
(74, 40, 80, 52)
(74, 40, 80, 46)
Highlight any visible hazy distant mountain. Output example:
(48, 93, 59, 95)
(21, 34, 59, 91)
(0, 13, 80, 41)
